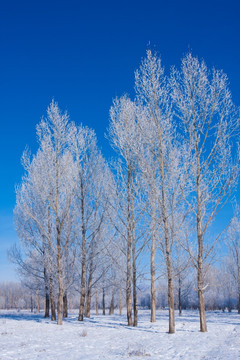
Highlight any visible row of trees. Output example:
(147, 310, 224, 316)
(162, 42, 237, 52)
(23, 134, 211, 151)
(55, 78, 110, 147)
(1, 258, 239, 313)
(11, 51, 239, 333)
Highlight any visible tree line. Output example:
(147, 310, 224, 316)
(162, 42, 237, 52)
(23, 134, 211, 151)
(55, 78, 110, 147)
(10, 51, 240, 333)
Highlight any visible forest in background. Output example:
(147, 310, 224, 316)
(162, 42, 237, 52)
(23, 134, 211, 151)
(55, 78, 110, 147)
(4, 50, 240, 334)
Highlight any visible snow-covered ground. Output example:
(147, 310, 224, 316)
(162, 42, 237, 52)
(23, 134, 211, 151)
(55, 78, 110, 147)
(0, 309, 239, 359)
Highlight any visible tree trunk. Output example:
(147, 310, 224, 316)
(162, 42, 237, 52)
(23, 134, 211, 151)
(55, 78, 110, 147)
(44, 267, 50, 318)
(36, 290, 40, 313)
(166, 249, 175, 334)
(63, 292, 68, 318)
(49, 276, 56, 321)
(85, 293, 91, 317)
(78, 180, 86, 322)
(126, 168, 133, 326)
(178, 277, 182, 316)
(237, 277, 240, 314)
(47, 207, 56, 321)
(197, 263, 207, 332)
(57, 289, 63, 325)
(196, 185, 207, 332)
(126, 239, 132, 325)
(109, 292, 114, 315)
(78, 255, 86, 321)
(132, 240, 137, 326)
(57, 221, 64, 325)
(157, 122, 175, 333)
(96, 290, 99, 315)
(30, 296, 33, 313)
(119, 290, 122, 315)
(85, 261, 93, 318)
(102, 287, 105, 315)
(161, 185, 175, 333)
(238, 292, 240, 314)
(131, 184, 137, 327)
(195, 128, 207, 333)
(150, 216, 156, 322)
(196, 208, 207, 331)
(45, 292, 50, 318)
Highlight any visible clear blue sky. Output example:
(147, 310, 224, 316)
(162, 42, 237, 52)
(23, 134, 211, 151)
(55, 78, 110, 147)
(0, 0, 239, 281)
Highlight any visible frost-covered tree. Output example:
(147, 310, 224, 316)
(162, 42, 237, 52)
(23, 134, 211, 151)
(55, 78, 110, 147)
(135, 51, 188, 333)
(17, 101, 78, 325)
(69, 123, 111, 321)
(171, 53, 239, 332)
(108, 97, 145, 326)
(13, 148, 57, 319)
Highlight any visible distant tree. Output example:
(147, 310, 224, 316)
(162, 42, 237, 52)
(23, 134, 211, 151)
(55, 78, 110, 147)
(0, 282, 33, 310)
(226, 211, 240, 313)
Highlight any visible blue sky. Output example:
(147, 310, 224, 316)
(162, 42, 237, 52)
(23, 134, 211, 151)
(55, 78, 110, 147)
(0, 0, 240, 281)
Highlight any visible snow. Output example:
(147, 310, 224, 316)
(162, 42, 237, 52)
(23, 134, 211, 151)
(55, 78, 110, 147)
(0, 309, 240, 359)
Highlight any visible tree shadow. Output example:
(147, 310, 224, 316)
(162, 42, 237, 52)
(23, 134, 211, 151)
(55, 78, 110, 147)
(0, 311, 47, 323)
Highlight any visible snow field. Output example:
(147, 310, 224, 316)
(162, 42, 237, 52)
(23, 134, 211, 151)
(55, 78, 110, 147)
(0, 310, 240, 359)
